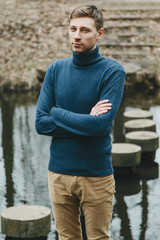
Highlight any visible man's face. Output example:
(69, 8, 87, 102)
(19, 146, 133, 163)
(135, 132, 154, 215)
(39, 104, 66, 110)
(69, 17, 103, 53)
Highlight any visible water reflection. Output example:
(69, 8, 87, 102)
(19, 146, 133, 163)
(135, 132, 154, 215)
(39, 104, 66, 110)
(114, 195, 133, 239)
(1, 94, 15, 208)
(0, 89, 160, 240)
(140, 180, 148, 240)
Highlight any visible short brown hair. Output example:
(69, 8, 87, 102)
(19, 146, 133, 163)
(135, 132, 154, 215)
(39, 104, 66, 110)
(69, 5, 104, 30)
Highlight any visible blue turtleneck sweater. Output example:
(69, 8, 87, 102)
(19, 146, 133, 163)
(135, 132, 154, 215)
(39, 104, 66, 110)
(35, 46, 126, 176)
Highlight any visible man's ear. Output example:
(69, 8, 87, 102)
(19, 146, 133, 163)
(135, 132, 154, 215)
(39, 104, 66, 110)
(97, 28, 104, 41)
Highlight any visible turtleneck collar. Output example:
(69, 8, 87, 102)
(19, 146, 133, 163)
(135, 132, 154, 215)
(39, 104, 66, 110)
(72, 45, 101, 67)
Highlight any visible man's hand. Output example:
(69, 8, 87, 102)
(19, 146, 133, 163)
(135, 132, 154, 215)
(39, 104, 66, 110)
(90, 99, 112, 116)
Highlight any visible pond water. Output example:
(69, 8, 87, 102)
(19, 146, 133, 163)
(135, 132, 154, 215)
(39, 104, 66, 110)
(0, 88, 160, 240)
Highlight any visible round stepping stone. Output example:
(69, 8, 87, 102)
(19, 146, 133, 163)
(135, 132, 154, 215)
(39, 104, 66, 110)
(1, 205, 51, 238)
(125, 131, 159, 152)
(112, 143, 141, 167)
(123, 110, 153, 122)
(124, 119, 156, 133)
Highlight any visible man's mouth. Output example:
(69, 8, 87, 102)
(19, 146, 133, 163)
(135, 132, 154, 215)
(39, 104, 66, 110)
(73, 43, 82, 47)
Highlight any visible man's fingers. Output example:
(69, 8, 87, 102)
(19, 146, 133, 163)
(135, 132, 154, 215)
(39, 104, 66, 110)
(96, 99, 109, 106)
(95, 104, 112, 111)
(96, 103, 112, 108)
(90, 99, 112, 116)
(96, 109, 108, 116)
(98, 106, 112, 111)
(93, 106, 112, 116)
(100, 103, 112, 108)
(94, 104, 112, 112)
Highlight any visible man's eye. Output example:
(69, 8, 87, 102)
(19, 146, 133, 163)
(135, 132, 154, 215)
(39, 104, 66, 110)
(70, 27, 76, 31)
(82, 29, 89, 33)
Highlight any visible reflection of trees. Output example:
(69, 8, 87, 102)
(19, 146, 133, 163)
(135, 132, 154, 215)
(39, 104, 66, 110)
(112, 87, 160, 240)
(0, 89, 159, 240)
(114, 194, 133, 240)
(1, 94, 15, 207)
(0, 92, 50, 206)
(139, 181, 148, 240)
(114, 175, 154, 240)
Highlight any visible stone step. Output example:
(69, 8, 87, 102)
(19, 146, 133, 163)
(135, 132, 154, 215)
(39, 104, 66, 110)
(104, 23, 148, 31)
(104, 33, 160, 43)
(112, 143, 141, 167)
(101, 42, 160, 46)
(117, 32, 159, 37)
(125, 131, 159, 152)
(101, 50, 149, 59)
(101, 51, 150, 62)
(123, 110, 153, 122)
(124, 119, 156, 133)
(104, 15, 160, 21)
(1, 205, 51, 238)
(100, 42, 160, 51)
(102, 8, 160, 14)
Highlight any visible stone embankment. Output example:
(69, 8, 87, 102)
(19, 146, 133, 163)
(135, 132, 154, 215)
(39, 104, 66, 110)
(0, 0, 160, 91)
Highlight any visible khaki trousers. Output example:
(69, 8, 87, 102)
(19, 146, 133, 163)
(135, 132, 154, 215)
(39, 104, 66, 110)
(48, 171, 115, 240)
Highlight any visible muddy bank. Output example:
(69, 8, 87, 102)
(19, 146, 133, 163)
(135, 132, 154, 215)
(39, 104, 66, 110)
(0, 0, 160, 91)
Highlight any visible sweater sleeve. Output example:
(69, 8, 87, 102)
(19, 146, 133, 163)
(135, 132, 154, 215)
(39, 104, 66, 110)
(35, 63, 73, 138)
(50, 68, 126, 137)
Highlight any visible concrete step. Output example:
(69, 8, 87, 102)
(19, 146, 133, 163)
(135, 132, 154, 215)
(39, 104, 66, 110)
(104, 23, 148, 30)
(102, 47, 151, 53)
(125, 131, 159, 153)
(117, 32, 160, 39)
(102, 8, 160, 14)
(112, 143, 141, 167)
(124, 119, 156, 133)
(103, 33, 160, 44)
(105, 15, 160, 21)
(1, 205, 51, 238)
(123, 110, 153, 122)
(105, 7, 160, 11)
(103, 23, 150, 34)
(100, 42, 160, 51)
(101, 50, 148, 60)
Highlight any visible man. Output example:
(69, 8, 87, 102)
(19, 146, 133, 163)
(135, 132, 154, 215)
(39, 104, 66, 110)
(35, 5, 125, 240)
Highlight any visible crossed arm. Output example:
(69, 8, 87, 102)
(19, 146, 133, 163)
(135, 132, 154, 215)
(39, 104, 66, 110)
(36, 99, 112, 137)
(90, 99, 112, 116)
(35, 65, 125, 138)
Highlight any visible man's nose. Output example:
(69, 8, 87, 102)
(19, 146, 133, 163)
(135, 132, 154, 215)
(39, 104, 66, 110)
(74, 30, 81, 39)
